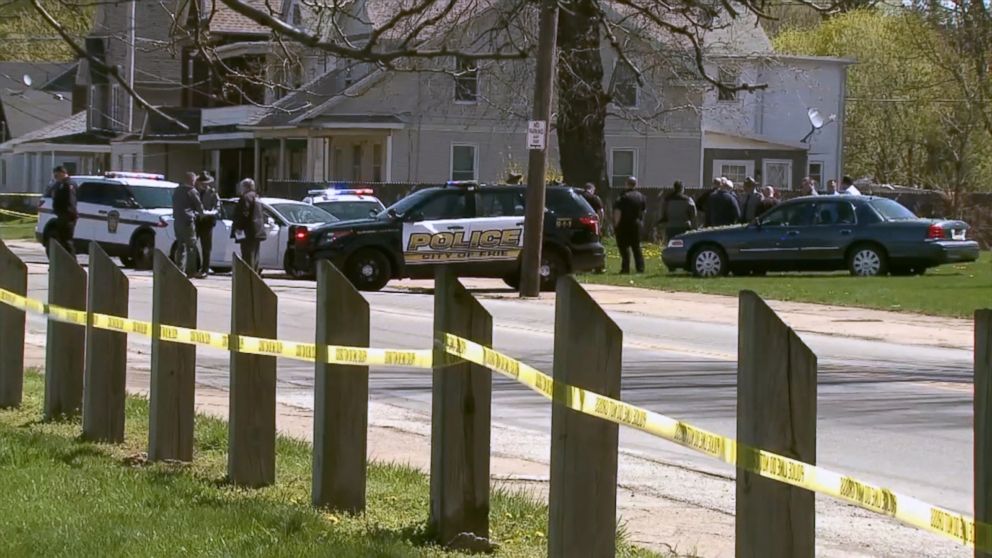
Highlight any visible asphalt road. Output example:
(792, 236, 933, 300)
(10, 242, 976, 556)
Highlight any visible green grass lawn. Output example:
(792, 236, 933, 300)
(579, 239, 992, 319)
(0, 373, 664, 558)
(0, 218, 36, 240)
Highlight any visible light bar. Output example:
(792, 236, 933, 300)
(105, 171, 166, 181)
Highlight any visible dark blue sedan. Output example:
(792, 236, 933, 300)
(662, 195, 980, 277)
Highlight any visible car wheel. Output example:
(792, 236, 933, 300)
(131, 233, 156, 270)
(119, 255, 135, 268)
(848, 245, 888, 277)
(503, 273, 520, 290)
(283, 249, 313, 280)
(691, 246, 727, 278)
(539, 250, 567, 292)
(345, 249, 391, 291)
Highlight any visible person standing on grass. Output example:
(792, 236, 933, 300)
(696, 177, 722, 227)
(613, 176, 647, 274)
(47, 165, 78, 259)
(739, 177, 763, 223)
(194, 171, 219, 277)
(707, 178, 742, 227)
(658, 180, 696, 242)
(839, 175, 862, 196)
(580, 182, 606, 273)
(231, 178, 267, 273)
(172, 171, 204, 278)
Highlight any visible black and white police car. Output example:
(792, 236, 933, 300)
(287, 181, 605, 291)
(36, 171, 180, 268)
(302, 187, 386, 221)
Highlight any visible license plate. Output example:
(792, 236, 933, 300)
(952, 229, 966, 240)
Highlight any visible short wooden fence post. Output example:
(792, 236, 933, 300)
(0, 239, 27, 408)
(44, 240, 86, 420)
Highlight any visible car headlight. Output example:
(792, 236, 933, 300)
(667, 239, 684, 249)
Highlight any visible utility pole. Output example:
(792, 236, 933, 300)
(519, 0, 559, 298)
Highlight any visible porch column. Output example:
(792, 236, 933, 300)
(385, 132, 393, 183)
(252, 139, 260, 183)
(278, 138, 287, 180)
(211, 149, 220, 179)
(307, 137, 327, 182)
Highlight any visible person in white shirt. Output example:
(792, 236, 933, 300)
(839, 175, 862, 196)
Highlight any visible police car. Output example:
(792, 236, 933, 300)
(195, 198, 336, 276)
(287, 182, 605, 291)
(302, 187, 386, 221)
(36, 171, 181, 269)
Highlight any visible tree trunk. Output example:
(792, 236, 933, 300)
(555, 0, 608, 190)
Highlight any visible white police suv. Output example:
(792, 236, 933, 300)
(36, 171, 181, 269)
(302, 187, 386, 221)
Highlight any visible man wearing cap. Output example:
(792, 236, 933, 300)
(613, 176, 647, 274)
(194, 171, 219, 276)
(172, 171, 205, 278)
(739, 176, 763, 223)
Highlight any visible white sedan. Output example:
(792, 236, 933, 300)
(171, 197, 337, 275)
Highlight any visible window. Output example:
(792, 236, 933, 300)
(415, 190, 470, 220)
(372, 143, 383, 183)
(270, 203, 336, 224)
(869, 198, 917, 221)
(813, 201, 855, 225)
(128, 186, 172, 209)
(77, 182, 131, 206)
(763, 159, 793, 190)
(760, 202, 814, 227)
(713, 160, 753, 188)
(612, 60, 638, 108)
(451, 144, 477, 181)
(718, 68, 739, 102)
(610, 149, 636, 188)
(808, 161, 824, 187)
(111, 84, 122, 129)
(351, 144, 363, 181)
(478, 190, 525, 217)
(454, 58, 479, 103)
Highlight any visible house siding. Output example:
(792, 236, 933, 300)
(703, 148, 808, 190)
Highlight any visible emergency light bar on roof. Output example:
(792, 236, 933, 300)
(444, 180, 479, 188)
(307, 187, 375, 197)
(105, 171, 166, 181)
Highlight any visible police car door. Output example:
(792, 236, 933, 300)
(102, 182, 141, 250)
(471, 189, 526, 273)
(401, 189, 474, 269)
(258, 205, 284, 269)
(73, 181, 107, 245)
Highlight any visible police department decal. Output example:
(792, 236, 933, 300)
(402, 226, 523, 263)
(107, 210, 120, 233)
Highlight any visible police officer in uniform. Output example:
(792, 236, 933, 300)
(613, 176, 647, 274)
(47, 166, 79, 259)
(172, 171, 204, 277)
(194, 171, 219, 276)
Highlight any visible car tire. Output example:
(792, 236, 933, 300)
(283, 249, 313, 280)
(503, 273, 520, 290)
(119, 255, 135, 268)
(131, 232, 155, 270)
(690, 246, 728, 278)
(848, 244, 888, 277)
(345, 249, 391, 291)
(539, 250, 567, 292)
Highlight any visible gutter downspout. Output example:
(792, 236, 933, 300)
(128, 0, 136, 132)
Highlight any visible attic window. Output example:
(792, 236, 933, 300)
(718, 68, 739, 102)
(291, 3, 302, 25)
(454, 58, 478, 104)
(612, 60, 638, 108)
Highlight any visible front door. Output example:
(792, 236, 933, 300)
(801, 200, 857, 267)
(739, 201, 814, 269)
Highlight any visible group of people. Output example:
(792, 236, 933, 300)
(171, 173, 268, 277)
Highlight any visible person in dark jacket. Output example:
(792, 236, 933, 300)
(172, 171, 204, 277)
(47, 166, 78, 258)
(613, 176, 647, 274)
(658, 180, 696, 241)
(696, 177, 722, 227)
(739, 177, 763, 223)
(231, 178, 267, 272)
(194, 171, 219, 276)
(580, 182, 606, 273)
(708, 179, 742, 227)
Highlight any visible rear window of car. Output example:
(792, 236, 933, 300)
(869, 198, 917, 221)
(546, 188, 594, 218)
(315, 200, 384, 221)
(270, 203, 337, 224)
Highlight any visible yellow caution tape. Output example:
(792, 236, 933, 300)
(443, 333, 991, 551)
(0, 192, 41, 197)
(0, 207, 37, 220)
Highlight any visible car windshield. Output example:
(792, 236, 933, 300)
(385, 188, 438, 217)
(315, 200, 384, 221)
(129, 185, 174, 209)
(869, 198, 917, 221)
(270, 203, 338, 224)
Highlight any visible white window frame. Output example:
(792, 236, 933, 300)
(762, 159, 794, 191)
(453, 58, 479, 105)
(111, 84, 121, 129)
(611, 60, 639, 109)
(712, 159, 753, 187)
(807, 160, 824, 187)
(450, 143, 478, 181)
(609, 148, 638, 188)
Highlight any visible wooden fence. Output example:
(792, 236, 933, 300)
(0, 238, 989, 557)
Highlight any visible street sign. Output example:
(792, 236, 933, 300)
(527, 120, 546, 151)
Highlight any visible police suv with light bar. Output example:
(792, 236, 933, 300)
(287, 181, 605, 291)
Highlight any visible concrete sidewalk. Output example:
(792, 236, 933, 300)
(392, 278, 975, 350)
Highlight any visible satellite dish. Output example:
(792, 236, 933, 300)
(21, 74, 32, 87)
(808, 108, 825, 130)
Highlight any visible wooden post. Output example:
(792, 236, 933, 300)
(0, 239, 26, 408)
(429, 268, 492, 547)
(312, 260, 369, 512)
(44, 240, 86, 420)
(976, 309, 992, 557)
(228, 254, 277, 487)
(82, 243, 129, 443)
(548, 276, 622, 558)
(736, 290, 816, 558)
(149, 250, 197, 462)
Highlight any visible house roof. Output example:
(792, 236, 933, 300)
(0, 62, 75, 92)
(203, 0, 273, 35)
(0, 112, 114, 153)
(253, 65, 384, 127)
(0, 62, 76, 139)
